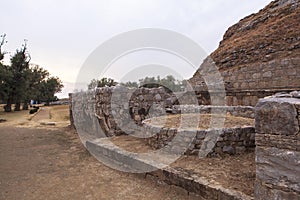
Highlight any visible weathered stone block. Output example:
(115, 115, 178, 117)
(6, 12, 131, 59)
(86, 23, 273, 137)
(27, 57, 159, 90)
(255, 180, 300, 200)
(256, 146, 300, 193)
(255, 98, 299, 135)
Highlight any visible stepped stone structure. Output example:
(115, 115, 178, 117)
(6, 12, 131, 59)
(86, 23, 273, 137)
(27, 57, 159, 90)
(189, 0, 300, 106)
(70, 0, 300, 198)
(255, 92, 300, 199)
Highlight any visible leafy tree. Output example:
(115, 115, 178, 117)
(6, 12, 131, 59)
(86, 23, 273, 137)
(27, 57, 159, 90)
(0, 36, 64, 111)
(160, 75, 182, 92)
(0, 64, 12, 103)
(0, 34, 7, 61)
(37, 77, 63, 106)
(4, 41, 31, 111)
(0, 34, 10, 103)
(138, 76, 157, 88)
(120, 81, 138, 88)
(138, 75, 185, 93)
(87, 76, 186, 92)
(22, 65, 49, 110)
(88, 77, 117, 89)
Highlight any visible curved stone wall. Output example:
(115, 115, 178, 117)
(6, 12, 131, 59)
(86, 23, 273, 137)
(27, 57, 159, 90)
(143, 120, 255, 157)
(94, 86, 170, 137)
(171, 105, 254, 118)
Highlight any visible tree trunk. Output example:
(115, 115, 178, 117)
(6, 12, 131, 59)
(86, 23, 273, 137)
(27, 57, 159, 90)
(4, 99, 12, 112)
(14, 102, 21, 111)
(23, 102, 29, 110)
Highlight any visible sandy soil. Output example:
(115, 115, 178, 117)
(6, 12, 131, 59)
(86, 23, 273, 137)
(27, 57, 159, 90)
(0, 106, 200, 200)
(144, 113, 254, 130)
(172, 153, 255, 196)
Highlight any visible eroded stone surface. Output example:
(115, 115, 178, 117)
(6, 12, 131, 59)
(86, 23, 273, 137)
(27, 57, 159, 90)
(255, 96, 300, 199)
(255, 98, 299, 135)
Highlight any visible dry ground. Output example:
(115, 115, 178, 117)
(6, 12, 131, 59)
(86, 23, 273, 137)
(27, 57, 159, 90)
(0, 105, 200, 200)
(144, 113, 254, 130)
(111, 135, 255, 197)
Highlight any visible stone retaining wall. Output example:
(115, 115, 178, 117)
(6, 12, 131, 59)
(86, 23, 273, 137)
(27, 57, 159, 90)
(171, 105, 254, 118)
(71, 87, 256, 156)
(86, 138, 253, 200)
(71, 90, 102, 141)
(189, 58, 300, 106)
(254, 92, 300, 199)
(143, 122, 255, 156)
(93, 86, 170, 136)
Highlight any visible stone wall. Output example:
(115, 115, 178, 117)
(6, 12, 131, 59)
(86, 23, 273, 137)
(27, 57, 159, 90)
(71, 87, 256, 157)
(188, 0, 300, 107)
(71, 90, 103, 142)
(93, 86, 170, 137)
(254, 92, 300, 199)
(143, 122, 255, 157)
(171, 105, 254, 118)
(189, 58, 300, 106)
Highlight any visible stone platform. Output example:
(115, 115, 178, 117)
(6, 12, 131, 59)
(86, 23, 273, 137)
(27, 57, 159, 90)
(86, 138, 253, 200)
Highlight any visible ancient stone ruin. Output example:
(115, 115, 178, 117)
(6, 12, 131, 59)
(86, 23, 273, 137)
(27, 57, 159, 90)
(70, 0, 300, 199)
(189, 0, 300, 106)
(255, 92, 300, 199)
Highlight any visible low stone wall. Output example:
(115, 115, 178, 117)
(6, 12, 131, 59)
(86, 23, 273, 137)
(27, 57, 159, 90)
(94, 86, 170, 137)
(254, 92, 300, 199)
(171, 105, 254, 118)
(86, 137, 252, 200)
(143, 122, 255, 156)
(71, 88, 256, 156)
(71, 90, 102, 141)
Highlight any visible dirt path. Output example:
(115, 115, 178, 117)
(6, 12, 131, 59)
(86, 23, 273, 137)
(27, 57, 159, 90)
(0, 126, 199, 200)
(31, 107, 51, 122)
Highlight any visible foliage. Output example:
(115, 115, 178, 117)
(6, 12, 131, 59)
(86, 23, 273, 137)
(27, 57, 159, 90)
(120, 81, 138, 88)
(0, 34, 7, 61)
(88, 77, 117, 89)
(37, 77, 63, 105)
(0, 34, 64, 111)
(138, 75, 186, 92)
(4, 41, 31, 111)
(88, 75, 186, 93)
(0, 64, 12, 102)
(23, 64, 50, 106)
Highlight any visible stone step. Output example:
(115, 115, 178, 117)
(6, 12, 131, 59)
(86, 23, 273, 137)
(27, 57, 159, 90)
(86, 138, 253, 200)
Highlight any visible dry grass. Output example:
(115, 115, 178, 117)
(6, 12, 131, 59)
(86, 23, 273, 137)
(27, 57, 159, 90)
(0, 104, 70, 128)
(49, 105, 70, 121)
(0, 105, 32, 126)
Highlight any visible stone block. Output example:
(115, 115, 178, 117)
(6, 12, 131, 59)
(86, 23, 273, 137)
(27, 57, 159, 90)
(256, 146, 300, 193)
(255, 98, 299, 135)
(262, 71, 272, 78)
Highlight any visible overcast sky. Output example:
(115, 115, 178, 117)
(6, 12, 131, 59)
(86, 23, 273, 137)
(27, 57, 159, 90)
(1, 0, 272, 97)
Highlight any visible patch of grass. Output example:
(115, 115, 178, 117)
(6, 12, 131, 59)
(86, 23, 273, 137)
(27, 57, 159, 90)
(48, 105, 70, 122)
(0, 108, 31, 126)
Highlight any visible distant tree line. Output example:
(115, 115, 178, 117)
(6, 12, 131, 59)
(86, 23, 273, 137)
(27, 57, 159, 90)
(88, 75, 187, 93)
(0, 34, 63, 112)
